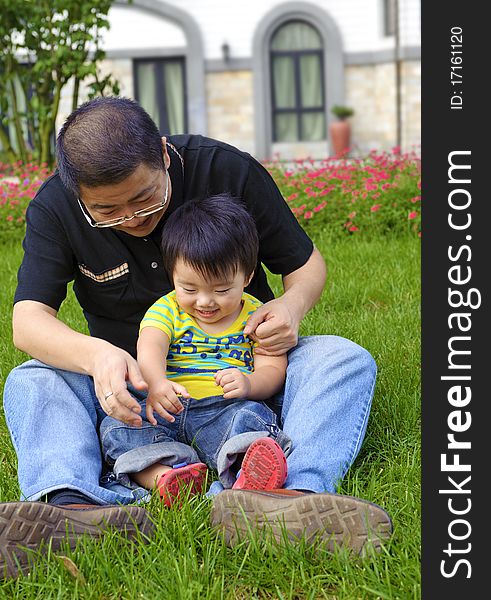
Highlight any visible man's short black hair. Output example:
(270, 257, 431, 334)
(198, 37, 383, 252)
(161, 194, 259, 282)
(56, 96, 164, 195)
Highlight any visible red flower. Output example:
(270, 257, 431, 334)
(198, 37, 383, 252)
(371, 204, 381, 212)
(349, 225, 359, 232)
(408, 211, 418, 220)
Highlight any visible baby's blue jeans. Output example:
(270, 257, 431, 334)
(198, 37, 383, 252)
(100, 395, 292, 490)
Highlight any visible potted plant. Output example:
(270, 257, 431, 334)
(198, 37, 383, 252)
(329, 104, 354, 157)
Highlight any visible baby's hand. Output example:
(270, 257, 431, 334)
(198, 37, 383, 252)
(215, 368, 251, 399)
(146, 379, 189, 425)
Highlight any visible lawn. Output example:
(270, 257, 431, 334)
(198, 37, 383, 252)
(0, 228, 420, 599)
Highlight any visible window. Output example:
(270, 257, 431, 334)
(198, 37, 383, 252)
(383, 0, 396, 37)
(270, 21, 326, 142)
(134, 58, 187, 134)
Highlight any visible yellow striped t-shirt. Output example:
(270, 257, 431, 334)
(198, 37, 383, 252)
(139, 291, 262, 399)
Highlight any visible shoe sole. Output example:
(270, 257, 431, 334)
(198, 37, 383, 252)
(0, 502, 155, 579)
(233, 438, 287, 491)
(159, 463, 208, 507)
(210, 489, 393, 554)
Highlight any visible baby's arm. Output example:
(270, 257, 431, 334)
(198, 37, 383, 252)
(137, 327, 189, 424)
(246, 352, 288, 400)
(215, 352, 287, 400)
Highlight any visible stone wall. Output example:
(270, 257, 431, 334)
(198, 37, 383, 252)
(56, 59, 134, 134)
(205, 61, 420, 159)
(53, 58, 420, 159)
(346, 60, 421, 155)
(205, 71, 255, 155)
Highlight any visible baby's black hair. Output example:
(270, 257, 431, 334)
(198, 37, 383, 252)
(161, 194, 259, 281)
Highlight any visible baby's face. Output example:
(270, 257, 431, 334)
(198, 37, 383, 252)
(173, 259, 251, 327)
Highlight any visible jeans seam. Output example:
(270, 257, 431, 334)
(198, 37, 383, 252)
(210, 418, 234, 463)
(342, 367, 377, 477)
(3, 410, 19, 451)
(177, 398, 190, 443)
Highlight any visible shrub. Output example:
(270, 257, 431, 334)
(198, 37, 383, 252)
(330, 104, 355, 120)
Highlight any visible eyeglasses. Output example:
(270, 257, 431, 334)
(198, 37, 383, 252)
(78, 169, 169, 228)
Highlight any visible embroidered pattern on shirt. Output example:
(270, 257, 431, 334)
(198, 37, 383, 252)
(78, 262, 129, 283)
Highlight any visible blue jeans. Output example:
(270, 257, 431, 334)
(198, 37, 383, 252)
(100, 395, 292, 489)
(3, 336, 376, 504)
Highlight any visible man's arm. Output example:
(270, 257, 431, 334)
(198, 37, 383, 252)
(281, 246, 327, 322)
(244, 247, 327, 355)
(12, 300, 146, 425)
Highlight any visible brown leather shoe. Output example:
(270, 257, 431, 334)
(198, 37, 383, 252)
(210, 489, 392, 554)
(0, 501, 154, 579)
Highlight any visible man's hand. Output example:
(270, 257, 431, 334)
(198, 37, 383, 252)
(145, 379, 190, 425)
(91, 345, 148, 427)
(215, 368, 251, 399)
(243, 298, 299, 355)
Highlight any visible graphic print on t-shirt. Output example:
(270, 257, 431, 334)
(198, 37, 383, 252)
(140, 291, 261, 398)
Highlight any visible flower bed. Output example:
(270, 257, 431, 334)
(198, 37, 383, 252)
(264, 147, 421, 238)
(1, 148, 421, 242)
(0, 161, 51, 242)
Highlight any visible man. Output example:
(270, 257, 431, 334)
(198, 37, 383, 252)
(1, 97, 391, 578)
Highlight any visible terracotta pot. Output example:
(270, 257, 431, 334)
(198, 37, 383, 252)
(329, 120, 351, 157)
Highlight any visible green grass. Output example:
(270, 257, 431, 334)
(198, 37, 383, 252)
(0, 233, 420, 599)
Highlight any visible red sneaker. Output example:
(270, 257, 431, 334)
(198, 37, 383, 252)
(232, 438, 287, 491)
(157, 462, 208, 507)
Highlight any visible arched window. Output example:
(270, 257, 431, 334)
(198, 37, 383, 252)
(270, 20, 326, 142)
(134, 58, 188, 134)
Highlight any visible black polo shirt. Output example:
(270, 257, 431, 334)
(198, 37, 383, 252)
(14, 135, 313, 357)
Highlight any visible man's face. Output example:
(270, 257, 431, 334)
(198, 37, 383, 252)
(79, 163, 171, 237)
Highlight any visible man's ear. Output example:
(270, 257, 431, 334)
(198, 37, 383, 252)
(161, 136, 170, 169)
(245, 271, 254, 287)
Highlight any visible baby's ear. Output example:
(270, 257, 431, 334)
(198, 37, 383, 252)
(245, 271, 254, 287)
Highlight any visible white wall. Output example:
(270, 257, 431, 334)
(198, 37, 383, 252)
(102, 6, 186, 50)
(103, 0, 421, 56)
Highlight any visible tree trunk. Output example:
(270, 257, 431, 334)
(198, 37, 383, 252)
(72, 76, 80, 113)
(40, 79, 63, 166)
(0, 127, 17, 163)
(7, 76, 28, 163)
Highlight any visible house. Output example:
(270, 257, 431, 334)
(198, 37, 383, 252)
(59, 0, 421, 160)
